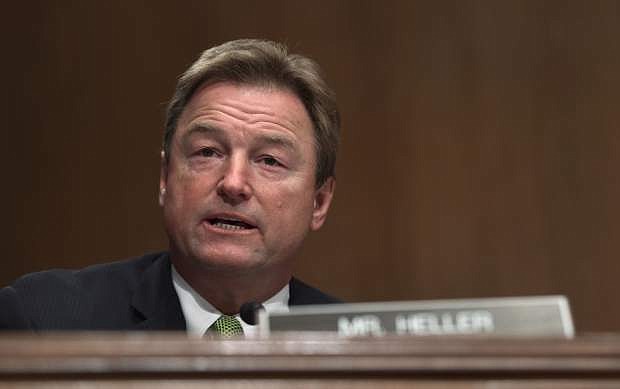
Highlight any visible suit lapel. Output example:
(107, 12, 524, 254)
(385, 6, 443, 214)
(288, 277, 340, 306)
(130, 253, 186, 331)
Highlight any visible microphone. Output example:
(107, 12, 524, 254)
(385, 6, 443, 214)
(240, 301, 264, 325)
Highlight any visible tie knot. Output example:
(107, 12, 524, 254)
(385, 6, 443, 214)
(206, 315, 244, 337)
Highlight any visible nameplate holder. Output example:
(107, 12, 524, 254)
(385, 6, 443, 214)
(258, 295, 574, 337)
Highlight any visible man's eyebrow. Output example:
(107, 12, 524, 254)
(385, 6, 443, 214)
(255, 133, 298, 151)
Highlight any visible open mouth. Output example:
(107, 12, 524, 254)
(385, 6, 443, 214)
(208, 217, 256, 231)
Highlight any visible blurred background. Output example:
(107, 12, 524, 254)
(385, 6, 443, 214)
(3, 1, 619, 332)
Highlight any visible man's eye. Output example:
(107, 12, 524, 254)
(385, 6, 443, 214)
(260, 156, 282, 167)
(198, 148, 217, 157)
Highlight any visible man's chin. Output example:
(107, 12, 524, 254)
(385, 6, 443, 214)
(189, 250, 267, 273)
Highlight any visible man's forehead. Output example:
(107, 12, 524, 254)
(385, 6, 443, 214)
(177, 82, 313, 139)
(191, 82, 308, 118)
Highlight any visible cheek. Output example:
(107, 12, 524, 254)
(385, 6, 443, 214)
(265, 182, 315, 220)
(167, 172, 210, 212)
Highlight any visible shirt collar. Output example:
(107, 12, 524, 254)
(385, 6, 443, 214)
(171, 265, 289, 337)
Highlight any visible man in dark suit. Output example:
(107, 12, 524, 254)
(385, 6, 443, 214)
(0, 39, 340, 335)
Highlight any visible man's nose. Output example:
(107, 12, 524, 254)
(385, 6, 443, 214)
(216, 155, 253, 204)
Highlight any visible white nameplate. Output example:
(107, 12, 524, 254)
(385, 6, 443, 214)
(258, 295, 574, 338)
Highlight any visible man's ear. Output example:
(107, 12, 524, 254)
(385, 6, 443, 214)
(159, 150, 167, 207)
(310, 177, 335, 231)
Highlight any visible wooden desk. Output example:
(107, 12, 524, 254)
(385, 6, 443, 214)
(1, 333, 620, 388)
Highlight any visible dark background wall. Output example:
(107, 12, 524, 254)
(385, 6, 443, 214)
(3, 1, 619, 332)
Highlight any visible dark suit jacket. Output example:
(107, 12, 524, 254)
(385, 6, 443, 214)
(0, 252, 339, 330)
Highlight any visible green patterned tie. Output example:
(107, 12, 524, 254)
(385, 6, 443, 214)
(206, 315, 244, 337)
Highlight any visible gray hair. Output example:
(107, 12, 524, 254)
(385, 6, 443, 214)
(163, 39, 340, 187)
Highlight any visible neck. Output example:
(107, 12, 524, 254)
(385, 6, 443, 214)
(171, 255, 292, 315)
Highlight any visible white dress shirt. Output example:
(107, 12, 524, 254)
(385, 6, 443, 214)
(171, 265, 289, 337)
